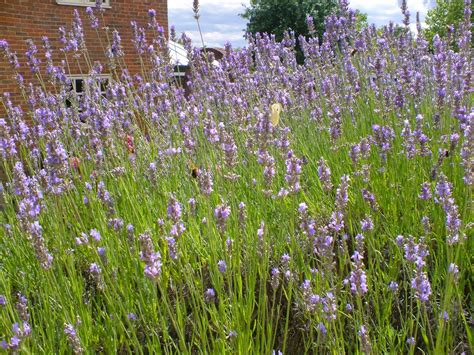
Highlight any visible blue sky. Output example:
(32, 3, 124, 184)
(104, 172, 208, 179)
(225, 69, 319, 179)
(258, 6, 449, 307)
(168, 0, 436, 48)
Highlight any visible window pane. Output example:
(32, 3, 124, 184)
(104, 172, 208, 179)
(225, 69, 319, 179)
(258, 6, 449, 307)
(100, 79, 109, 93)
(75, 79, 84, 93)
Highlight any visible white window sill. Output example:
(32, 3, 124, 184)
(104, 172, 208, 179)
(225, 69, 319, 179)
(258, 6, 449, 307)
(56, 1, 111, 9)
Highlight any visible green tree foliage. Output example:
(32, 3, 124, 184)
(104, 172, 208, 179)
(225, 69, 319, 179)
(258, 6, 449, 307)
(424, 0, 473, 46)
(241, 0, 338, 42)
(354, 10, 368, 32)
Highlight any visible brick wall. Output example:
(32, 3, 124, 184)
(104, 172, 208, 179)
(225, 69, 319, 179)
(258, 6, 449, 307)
(0, 0, 168, 113)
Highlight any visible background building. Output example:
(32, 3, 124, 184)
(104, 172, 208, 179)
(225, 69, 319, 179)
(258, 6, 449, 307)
(0, 0, 168, 110)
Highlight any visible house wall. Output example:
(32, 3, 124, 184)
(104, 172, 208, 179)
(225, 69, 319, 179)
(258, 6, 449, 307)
(0, 0, 168, 113)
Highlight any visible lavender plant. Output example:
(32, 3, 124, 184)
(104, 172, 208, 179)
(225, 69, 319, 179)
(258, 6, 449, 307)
(0, 1, 472, 353)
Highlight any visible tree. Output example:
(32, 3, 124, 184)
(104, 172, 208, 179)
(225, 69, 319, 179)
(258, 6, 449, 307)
(241, 0, 338, 43)
(424, 0, 473, 47)
(354, 10, 368, 32)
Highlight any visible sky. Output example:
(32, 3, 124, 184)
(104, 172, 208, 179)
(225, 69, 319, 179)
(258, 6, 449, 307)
(168, 0, 437, 48)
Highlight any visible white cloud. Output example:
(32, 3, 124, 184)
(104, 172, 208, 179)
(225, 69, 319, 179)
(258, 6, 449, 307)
(169, 0, 250, 47)
(168, 0, 436, 48)
(349, 0, 434, 26)
(169, 0, 250, 12)
(181, 30, 247, 48)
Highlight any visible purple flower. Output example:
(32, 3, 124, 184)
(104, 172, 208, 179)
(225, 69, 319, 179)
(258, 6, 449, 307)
(399, 235, 432, 303)
(396, 235, 404, 247)
(221, 132, 238, 168)
(0, 39, 20, 69)
(435, 174, 453, 204)
(110, 30, 124, 58)
(349, 143, 362, 165)
(388, 281, 399, 292)
(448, 263, 460, 283)
(89, 263, 101, 274)
(270, 268, 281, 289)
(361, 189, 378, 211)
(214, 204, 231, 232)
(328, 210, 344, 233)
(167, 195, 182, 222)
(198, 169, 214, 196)
(228, 330, 237, 339)
(298, 202, 307, 213)
(419, 182, 432, 200)
(360, 216, 374, 232)
(284, 150, 302, 193)
(204, 288, 216, 303)
(12, 323, 20, 335)
(317, 158, 333, 191)
(0, 340, 8, 350)
(64, 324, 83, 354)
(258, 149, 276, 189)
(300, 280, 319, 312)
(108, 218, 124, 231)
(131, 21, 147, 55)
(306, 15, 315, 35)
(9, 336, 20, 349)
(188, 198, 196, 215)
(358, 325, 372, 353)
(348, 234, 368, 296)
(411, 271, 431, 302)
(322, 292, 337, 321)
(435, 174, 462, 244)
(139, 232, 162, 280)
(372, 125, 395, 159)
(217, 260, 227, 273)
(25, 39, 41, 74)
(22, 322, 31, 336)
(0, 295, 6, 306)
(257, 221, 265, 240)
(15, 294, 29, 322)
(281, 254, 291, 266)
(90, 229, 101, 242)
(166, 237, 178, 260)
(298, 202, 316, 237)
(461, 114, 473, 185)
(86, 7, 99, 29)
(317, 322, 327, 335)
(27, 221, 53, 269)
(170, 221, 186, 238)
(127, 313, 137, 321)
(335, 175, 350, 212)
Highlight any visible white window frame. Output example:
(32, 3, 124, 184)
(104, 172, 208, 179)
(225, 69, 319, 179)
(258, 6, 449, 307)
(173, 71, 186, 78)
(67, 74, 111, 109)
(56, 0, 111, 9)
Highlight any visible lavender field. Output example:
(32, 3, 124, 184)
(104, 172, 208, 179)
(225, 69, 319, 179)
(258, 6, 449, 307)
(0, 1, 473, 353)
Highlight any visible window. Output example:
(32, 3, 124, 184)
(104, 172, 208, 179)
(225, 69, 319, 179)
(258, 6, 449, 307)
(56, 0, 110, 8)
(66, 74, 111, 109)
(173, 65, 187, 78)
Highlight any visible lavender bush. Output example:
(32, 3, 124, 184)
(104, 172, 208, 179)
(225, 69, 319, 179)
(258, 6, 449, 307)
(0, 0, 472, 353)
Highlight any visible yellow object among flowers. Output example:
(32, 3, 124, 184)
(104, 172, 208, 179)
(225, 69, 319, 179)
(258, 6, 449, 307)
(270, 103, 282, 126)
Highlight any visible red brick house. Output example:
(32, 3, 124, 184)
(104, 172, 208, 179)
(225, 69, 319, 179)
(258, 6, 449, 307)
(0, 0, 168, 110)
